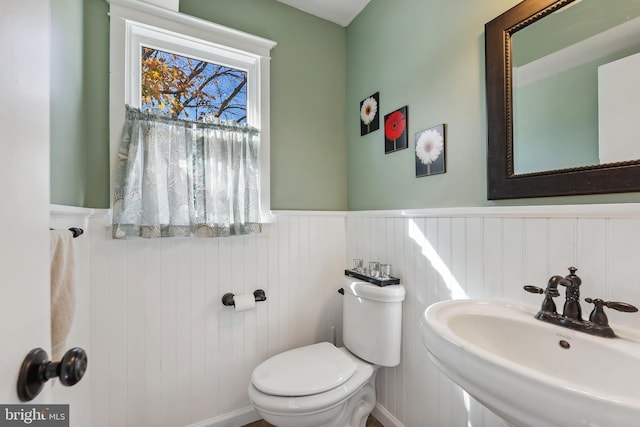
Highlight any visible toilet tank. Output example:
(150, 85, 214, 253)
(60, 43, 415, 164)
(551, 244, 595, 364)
(342, 277, 406, 367)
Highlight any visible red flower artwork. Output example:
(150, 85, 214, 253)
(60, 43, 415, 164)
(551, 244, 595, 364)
(384, 106, 408, 153)
(385, 110, 406, 141)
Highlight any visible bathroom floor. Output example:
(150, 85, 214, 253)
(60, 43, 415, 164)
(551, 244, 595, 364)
(243, 414, 384, 427)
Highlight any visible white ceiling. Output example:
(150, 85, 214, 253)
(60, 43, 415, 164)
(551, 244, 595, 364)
(275, 0, 371, 27)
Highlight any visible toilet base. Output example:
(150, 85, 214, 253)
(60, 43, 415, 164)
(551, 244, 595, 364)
(255, 374, 377, 427)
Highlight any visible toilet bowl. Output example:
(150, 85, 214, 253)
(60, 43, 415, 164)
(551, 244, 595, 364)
(248, 278, 406, 427)
(248, 343, 378, 427)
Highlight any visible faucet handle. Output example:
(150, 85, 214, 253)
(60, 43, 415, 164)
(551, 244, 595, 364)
(584, 297, 639, 326)
(604, 301, 638, 313)
(524, 284, 559, 315)
(524, 285, 559, 297)
(585, 298, 639, 313)
(523, 285, 543, 294)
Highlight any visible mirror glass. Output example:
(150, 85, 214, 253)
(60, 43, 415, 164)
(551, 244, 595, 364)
(511, 0, 640, 175)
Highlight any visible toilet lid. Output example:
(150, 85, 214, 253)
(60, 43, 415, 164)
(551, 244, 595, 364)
(252, 342, 357, 397)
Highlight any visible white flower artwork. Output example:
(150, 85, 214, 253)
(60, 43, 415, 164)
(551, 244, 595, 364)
(415, 124, 446, 177)
(360, 92, 380, 135)
(360, 97, 377, 124)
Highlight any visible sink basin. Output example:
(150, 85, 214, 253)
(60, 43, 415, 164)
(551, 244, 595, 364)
(420, 299, 640, 427)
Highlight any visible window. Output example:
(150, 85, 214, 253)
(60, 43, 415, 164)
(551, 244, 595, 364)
(108, 0, 276, 219)
(141, 46, 248, 122)
(124, 19, 263, 126)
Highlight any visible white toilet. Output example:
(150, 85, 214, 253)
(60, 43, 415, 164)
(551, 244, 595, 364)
(248, 277, 406, 427)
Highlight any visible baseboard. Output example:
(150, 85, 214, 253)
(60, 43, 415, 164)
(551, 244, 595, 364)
(187, 402, 399, 427)
(186, 401, 400, 427)
(373, 403, 405, 427)
(186, 406, 260, 427)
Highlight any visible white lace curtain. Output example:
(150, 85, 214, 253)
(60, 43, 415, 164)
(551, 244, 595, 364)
(112, 106, 262, 238)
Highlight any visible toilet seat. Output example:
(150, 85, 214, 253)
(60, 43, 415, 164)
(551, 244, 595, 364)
(252, 342, 357, 396)
(248, 346, 376, 417)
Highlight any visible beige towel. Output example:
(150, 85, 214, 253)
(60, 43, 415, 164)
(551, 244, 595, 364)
(50, 230, 76, 361)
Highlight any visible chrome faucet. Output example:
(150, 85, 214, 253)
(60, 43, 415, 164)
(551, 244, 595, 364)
(524, 266, 638, 338)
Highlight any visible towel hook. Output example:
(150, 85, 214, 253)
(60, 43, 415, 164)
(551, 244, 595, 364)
(49, 227, 84, 238)
(68, 227, 83, 238)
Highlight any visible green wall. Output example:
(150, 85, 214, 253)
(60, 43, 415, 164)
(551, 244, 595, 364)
(50, 0, 640, 210)
(50, 0, 85, 206)
(346, 0, 640, 209)
(82, 0, 110, 208)
(346, 0, 518, 209)
(50, 0, 109, 208)
(180, 0, 349, 210)
(51, 0, 347, 210)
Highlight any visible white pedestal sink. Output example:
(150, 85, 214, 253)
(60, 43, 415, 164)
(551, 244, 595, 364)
(420, 299, 640, 427)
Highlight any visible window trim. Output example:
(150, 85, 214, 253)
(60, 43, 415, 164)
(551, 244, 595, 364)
(107, 0, 276, 219)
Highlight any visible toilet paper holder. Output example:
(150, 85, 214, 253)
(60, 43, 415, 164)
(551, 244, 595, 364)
(222, 289, 267, 307)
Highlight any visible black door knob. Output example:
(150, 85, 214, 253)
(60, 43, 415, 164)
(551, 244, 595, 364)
(59, 347, 88, 386)
(17, 347, 88, 401)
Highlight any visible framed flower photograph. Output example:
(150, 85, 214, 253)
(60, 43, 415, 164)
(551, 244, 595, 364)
(384, 106, 408, 153)
(360, 92, 380, 136)
(415, 124, 446, 177)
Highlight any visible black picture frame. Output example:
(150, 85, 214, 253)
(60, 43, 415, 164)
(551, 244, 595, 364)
(384, 106, 408, 153)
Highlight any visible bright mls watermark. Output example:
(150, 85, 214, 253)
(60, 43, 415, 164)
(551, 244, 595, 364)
(0, 405, 68, 426)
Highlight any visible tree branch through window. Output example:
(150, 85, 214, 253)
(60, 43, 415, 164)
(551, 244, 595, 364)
(141, 47, 248, 122)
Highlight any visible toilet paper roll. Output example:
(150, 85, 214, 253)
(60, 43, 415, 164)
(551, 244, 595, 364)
(233, 293, 256, 312)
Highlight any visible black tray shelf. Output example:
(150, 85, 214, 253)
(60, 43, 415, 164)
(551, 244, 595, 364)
(344, 269, 400, 287)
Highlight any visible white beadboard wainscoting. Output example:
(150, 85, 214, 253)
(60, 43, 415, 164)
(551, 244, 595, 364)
(52, 204, 640, 427)
(350, 205, 640, 427)
(84, 210, 347, 427)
